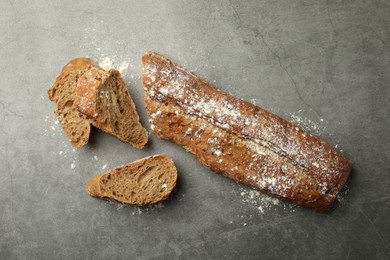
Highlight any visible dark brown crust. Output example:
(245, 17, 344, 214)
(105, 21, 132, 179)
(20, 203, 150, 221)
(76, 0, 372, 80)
(142, 51, 352, 211)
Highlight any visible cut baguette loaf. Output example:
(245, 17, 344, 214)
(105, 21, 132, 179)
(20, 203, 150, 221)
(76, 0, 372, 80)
(48, 58, 148, 148)
(48, 58, 95, 147)
(142, 51, 351, 212)
(86, 154, 177, 205)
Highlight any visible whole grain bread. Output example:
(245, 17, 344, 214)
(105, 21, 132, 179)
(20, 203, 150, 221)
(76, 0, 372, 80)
(86, 154, 177, 205)
(75, 66, 148, 148)
(48, 58, 95, 147)
(142, 51, 351, 212)
(48, 58, 148, 148)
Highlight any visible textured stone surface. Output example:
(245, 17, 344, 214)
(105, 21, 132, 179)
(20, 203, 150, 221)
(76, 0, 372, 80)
(0, 0, 389, 259)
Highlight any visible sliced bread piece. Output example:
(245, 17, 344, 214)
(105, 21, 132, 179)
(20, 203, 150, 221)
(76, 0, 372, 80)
(48, 58, 95, 147)
(48, 58, 148, 148)
(75, 66, 148, 148)
(86, 155, 177, 205)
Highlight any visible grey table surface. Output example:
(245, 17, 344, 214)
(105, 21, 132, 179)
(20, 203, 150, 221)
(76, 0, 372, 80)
(1, 0, 389, 259)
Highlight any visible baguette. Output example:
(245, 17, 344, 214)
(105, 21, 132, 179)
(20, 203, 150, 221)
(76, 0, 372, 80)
(142, 51, 351, 211)
(86, 155, 177, 205)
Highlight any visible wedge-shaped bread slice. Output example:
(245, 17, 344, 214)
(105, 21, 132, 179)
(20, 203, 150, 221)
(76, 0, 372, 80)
(86, 155, 177, 205)
(48, 58, 95, 147)
(75, 66, 148, 148)
(48, 58, 148, 148)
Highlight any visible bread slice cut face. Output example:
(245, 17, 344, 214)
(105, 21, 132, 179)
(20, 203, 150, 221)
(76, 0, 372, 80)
(86, 155, 177, 205)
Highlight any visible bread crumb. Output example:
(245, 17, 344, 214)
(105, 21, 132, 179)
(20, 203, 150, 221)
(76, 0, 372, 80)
(59, 151, 63, 155)
(94, 155, 98, 161)
(102, 164, 107, 170)
(70, 163, 76, 169)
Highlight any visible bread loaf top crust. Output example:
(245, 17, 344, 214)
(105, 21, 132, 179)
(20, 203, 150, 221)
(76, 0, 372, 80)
(142, 51, 351, 206)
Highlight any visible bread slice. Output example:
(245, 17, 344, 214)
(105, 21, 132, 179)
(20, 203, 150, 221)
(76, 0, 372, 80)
(86, 155, 177, 205)
(48, 58, 95, 147)
(48, 58, 148, 148)
(142, 51, 351, 211)
(75, 66, 148, 148)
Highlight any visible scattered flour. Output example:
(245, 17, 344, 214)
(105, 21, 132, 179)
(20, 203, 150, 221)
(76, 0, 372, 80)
(118, 62, 130, 75)
(288, 109, 327, 136)
(107, 201, 166, 214)
(98, 56, 131, 76)
(43, 115, 63, 138)
(237, 186, 296, 215)
(288, 109, 342, 152)
(44, 115, 112, 172)
(99, 57, 114, 70)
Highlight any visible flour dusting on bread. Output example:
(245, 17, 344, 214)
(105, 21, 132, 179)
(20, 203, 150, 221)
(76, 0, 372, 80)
(142, 51, 351, 211)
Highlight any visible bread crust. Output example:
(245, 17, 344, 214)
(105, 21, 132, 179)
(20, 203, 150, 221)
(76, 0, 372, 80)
(48, 57, 95, 101)
(74, 66, 111, 120)
(142, 51, 351, 211)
